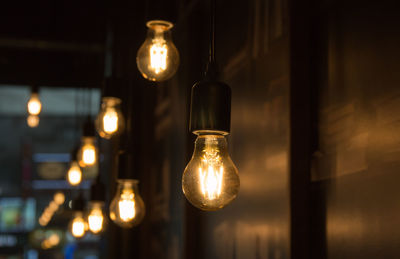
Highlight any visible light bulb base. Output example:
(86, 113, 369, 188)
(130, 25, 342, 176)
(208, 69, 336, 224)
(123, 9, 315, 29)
(71, 194, 85, 211)
(102, 77, 125, 100)
(189, 80, 231, 134)
(83, 117, 96, 137)
(90, 181, 105, 202)
(117, 151, 135, 180)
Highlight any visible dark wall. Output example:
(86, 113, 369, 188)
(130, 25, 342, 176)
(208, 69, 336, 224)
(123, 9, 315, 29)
(311, 0, 400, 258)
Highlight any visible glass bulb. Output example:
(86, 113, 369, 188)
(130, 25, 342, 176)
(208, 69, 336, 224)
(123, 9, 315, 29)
(27, 115, 39, 128)
(69, 212, 87, 239)
(78, 137, 97, 168)
(182, 135, 240, 211)
(95, 97, 125, 139)
(136, 20, 180, 82)
(27, 93, 42, 115)
(109, 180, 145, 228)
(53, 192, 65, 205)
(87, 201, 105, 234)
(67, 161, 82, 186)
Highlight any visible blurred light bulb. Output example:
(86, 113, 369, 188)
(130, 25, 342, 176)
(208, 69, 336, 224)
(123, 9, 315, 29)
(87, 201, 105, 234)
(67, 161, 82, 186)
(109, 180, 145, 228)
(95, 97, 125, 139)
(137, 20, 179, 82)
(27, 92, 42, 115)
(69, 212, 87, 238)
(27, 115, 39, 128)
(53, 192, 65, 205)
(78, 137, 97, 167)
(182, 135, 240, 211)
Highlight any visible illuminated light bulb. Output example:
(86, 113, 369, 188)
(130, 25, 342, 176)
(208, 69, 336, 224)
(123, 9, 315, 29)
(27, 92, 42, 115)
(78, 137, 97, 168)
(87, 201, 105, 234)
(109, 180, 145, 228)
(95, 97, 125, 139)
(137, 20, 180, 82)
(53, 192, 65, 205)
(182, 135, 240, 211)
(48, 201, 59, 212)
(69, 212, 87, 239)
(67, 161, 82, 186)
(27, 115, 39, 128)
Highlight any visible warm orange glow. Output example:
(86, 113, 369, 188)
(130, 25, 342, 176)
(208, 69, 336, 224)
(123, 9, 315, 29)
(67, 161, 82, 186)
(88, 208, 104, 234)
(118, 190, 136, 222)
(27, 115, 39, 127)
(27, 93, 42, 115)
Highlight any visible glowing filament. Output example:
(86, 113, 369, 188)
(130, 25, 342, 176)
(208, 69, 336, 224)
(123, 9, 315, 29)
(67, 162, 82, 186)
(103, 108, 118, 134)
(71, 217, 86, 238)
(88, 209, 104, 234)
(82, 144, 96, 166)
(27, 94, 42, 115)
(150, 38, 167, 74)
(118, 191, 136, 222)
(199, 165, 223, 200)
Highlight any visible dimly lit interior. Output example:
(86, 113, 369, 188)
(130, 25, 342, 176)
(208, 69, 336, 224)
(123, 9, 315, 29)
(0, 0, 399, 258)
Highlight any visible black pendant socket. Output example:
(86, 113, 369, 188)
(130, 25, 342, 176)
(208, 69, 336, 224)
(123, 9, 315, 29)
(71, 194, 85, 211)
(70, 145, 80, 161)
(189, 79, 231, 135)
(83, 117, 95, 137)
(102, 77, 124, 100)
(90, 181, 105, 202)
(117, 151, 134, 180)
(31, 85, 39, 94)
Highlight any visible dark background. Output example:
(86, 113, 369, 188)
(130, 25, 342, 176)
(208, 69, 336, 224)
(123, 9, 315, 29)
(0, 0, 399, 258)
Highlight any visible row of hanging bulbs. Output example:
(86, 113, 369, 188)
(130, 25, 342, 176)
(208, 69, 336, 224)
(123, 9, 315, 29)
(64, 0, 239, 239)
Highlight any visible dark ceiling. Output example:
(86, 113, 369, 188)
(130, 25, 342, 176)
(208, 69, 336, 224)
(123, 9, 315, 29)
(0, 0, 108, 87)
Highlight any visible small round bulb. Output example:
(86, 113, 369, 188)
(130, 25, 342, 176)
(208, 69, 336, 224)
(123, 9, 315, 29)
(87, 201, 105, 234)
(53, 192, 65, 205)
(69, 212, 87, 239)
(67, 161, 82, 186)
(109, 180, 145, 228)
(137, 20, 180, 82)
(182, 135, 240, 211)
(27, 115, 39, 128)
(95, 97, 125, 139)
(78, 137, 97, 168)
(27, 92, 42, 115)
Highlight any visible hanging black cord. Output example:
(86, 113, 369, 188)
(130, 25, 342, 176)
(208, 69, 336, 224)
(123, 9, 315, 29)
(126, 80, 133, 148)
(209, 0, 216, 64)
(206, 0, 218, 79)
(88, 87, 92, 118)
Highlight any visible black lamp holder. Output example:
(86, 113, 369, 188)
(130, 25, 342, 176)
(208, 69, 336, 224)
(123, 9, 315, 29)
(83, 116, 96, 137)
(90, 179, 106, 202)
(70, 145, 80, 162)
(102, 77, 124, 100)
(71, 192, 85, 211)
(31, 85, 39, 94)
(189, 0, 231, 135)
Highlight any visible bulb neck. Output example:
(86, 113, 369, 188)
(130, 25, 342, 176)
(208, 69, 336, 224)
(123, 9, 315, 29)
(146, 20, 173, 31)
(194, 134, 228, 152)
(116, 179, 140, 195)
(102, 97, 121, 107)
